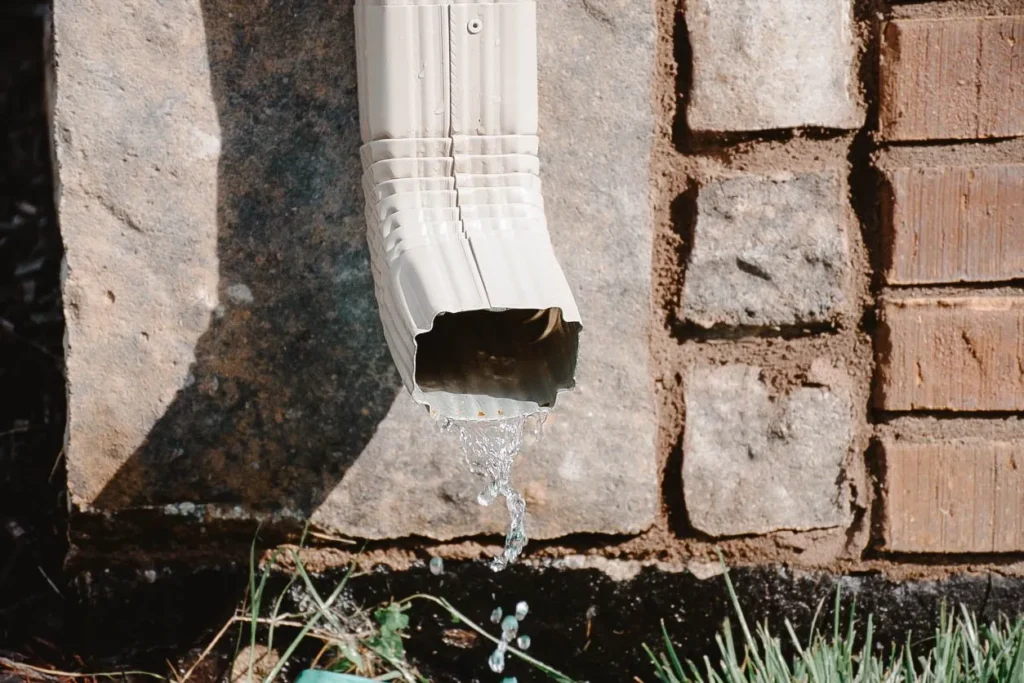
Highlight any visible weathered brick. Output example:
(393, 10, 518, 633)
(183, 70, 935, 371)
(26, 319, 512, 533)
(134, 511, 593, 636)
(880, 17, 1024, 141)
(680, 172, 848, 328)
(876, 296, 1024, 412)
(883, 164, 1024, 284)
(882, 440, 1024, 553)
(683, 361, 852, 537)
(686, 0, 862, 132)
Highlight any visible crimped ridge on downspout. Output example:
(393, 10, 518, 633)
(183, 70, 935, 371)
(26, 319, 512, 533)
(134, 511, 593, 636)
(355, 0, 582, 421)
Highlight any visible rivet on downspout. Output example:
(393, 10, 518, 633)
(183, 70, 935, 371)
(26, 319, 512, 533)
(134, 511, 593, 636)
(354, 0, 583, 421)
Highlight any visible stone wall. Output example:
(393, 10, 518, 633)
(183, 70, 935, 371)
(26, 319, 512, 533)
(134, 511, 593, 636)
(648, 0, 1024, 575)
(654, 0, 1024, 572)
(55, 0, 1024, 579)
(54, 0, 658, 547)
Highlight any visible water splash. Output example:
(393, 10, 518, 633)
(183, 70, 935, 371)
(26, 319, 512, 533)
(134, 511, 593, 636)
(487, 648, 506, 674)
(500, 615, 520, 641)
(439, 414, 546, 570)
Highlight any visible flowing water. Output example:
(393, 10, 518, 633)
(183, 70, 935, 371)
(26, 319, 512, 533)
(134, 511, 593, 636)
(485, 599, 531, 676)
(438, 413, 546, 571)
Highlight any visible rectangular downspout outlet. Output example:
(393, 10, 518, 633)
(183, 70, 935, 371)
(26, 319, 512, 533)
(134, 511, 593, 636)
(355, 0, 582, 421)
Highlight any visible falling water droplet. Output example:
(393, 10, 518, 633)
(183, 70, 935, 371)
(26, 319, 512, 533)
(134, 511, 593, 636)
(501, 615, 519, 641)
(530, 410, 549, 440)
(487, 648, 505, 674)
(516, 634, 531, 650)
(429, 556, 443, 575)
(515, 601, 529, 621)
(477, 482, 498, 506)
(490, 607, 503, 624)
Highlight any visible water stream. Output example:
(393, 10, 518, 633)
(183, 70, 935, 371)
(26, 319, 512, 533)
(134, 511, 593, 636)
(438, 413, 546, 571)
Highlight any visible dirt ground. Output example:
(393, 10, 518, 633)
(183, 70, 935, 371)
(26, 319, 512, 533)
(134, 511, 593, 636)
(0, 2, 68, 664)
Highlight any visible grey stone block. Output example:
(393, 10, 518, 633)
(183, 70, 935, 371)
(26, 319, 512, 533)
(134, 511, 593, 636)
(55, 0, 658, 539)
(683, 361, 852, 537)
(680, 172, 848, 329)
(686, 0, 863, 133)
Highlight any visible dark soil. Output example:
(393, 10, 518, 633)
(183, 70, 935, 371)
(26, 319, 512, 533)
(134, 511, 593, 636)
(0, 1, 69, 666)
(65, 558, 1024, 683)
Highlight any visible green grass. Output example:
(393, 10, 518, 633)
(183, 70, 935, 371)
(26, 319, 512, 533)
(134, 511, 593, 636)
(162, 543, 1024, 683)
(7, 536, 1022, 683)
(228, 542, 1024, 683)
(219, 533, 575, 683)
(645, 562, 1024, 683)
(225, 533, 428, 683)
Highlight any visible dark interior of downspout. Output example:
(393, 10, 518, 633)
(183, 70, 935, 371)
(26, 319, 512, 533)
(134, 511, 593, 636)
(415, 308, 580, 406)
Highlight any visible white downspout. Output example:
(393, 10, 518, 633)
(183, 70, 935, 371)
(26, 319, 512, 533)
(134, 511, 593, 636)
(355, 0, 582, 421)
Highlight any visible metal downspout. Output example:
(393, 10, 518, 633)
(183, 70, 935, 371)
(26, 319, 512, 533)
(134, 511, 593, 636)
(354, 0, 582, 421)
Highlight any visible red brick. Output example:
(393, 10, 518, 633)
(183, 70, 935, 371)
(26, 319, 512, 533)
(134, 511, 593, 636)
(876, 296, 1024, 411)
(883, 164, 1024, 284)
(882, 440, 1024, 553)
(880, 17, 1024, 141)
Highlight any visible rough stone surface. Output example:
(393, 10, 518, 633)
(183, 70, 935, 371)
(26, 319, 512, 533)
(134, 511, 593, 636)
(54, 0, 222, 508)
(876, 296, 1024, 412)
(686, 0, 862, 133)
(55, 0, 658, 538)
(880, 17, 1024, 142)
(882, 439, 1024, 554)
(883, 164, 1024, 285)
(683, 361, 852, 537)
(680, 172, 849, 329)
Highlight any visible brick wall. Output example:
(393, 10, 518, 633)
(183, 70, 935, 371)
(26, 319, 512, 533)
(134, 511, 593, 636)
(652, 0, 1024, 572)
(874, 8, 1024, 557)
(54, 0, 1024, 578)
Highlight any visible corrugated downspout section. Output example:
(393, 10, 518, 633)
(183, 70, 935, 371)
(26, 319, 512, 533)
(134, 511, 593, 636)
(355, 0, 582, 421)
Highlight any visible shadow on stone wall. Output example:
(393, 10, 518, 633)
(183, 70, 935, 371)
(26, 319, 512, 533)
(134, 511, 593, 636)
(94, 0, 402, 513)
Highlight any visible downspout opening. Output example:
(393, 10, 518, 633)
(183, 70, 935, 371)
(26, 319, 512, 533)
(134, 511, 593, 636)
(414, 308, 581, 418)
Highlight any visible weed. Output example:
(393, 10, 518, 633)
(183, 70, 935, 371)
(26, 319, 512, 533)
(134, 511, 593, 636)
(8, 545, 1024, 683)
(645, 559, 1024, 683)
